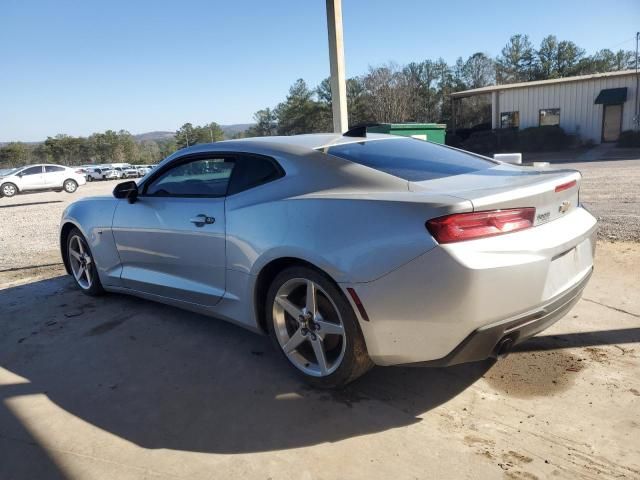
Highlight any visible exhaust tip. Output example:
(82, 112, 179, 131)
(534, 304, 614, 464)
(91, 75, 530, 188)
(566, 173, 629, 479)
(495, 337, 515, 359)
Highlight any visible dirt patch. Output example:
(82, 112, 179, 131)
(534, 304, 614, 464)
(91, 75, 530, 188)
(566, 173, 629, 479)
(0, 263, 65, 288)
(584, 347, 610, 364)
(85, 318, 128, 336)
(482, 350, 585, 398)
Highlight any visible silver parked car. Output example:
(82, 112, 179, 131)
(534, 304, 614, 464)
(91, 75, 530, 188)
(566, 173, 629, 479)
(59, 132, 597, 387)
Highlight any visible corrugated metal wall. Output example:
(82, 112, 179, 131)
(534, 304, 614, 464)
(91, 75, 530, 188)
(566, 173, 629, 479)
(497, 74, 637, 143)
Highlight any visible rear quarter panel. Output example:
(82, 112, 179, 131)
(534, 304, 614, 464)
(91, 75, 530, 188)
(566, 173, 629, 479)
(225, 181, 472, 283)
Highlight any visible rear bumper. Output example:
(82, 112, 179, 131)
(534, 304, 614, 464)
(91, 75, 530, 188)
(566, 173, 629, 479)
(346, 207, 597, 366)
(401, 267, 592, 367)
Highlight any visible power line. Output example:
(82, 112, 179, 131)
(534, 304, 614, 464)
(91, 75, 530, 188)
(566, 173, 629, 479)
(603, 36, 635, 51)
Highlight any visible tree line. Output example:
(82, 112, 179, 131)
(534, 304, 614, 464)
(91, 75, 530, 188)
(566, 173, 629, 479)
(0, 33, 635, 168)
(243, 34, 636, 137)
(0, 130, 178, 169)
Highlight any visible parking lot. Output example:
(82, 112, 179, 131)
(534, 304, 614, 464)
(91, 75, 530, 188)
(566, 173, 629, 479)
(1, 160, 639, 479)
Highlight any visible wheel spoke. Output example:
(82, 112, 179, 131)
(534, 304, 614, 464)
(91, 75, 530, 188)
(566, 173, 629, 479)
(306, 280, 317, 316)
(73, 265, 85, 282)
(69, 248, 82, 261)
(77, 238, 85, 254)
(311, 338, 329, 375)
(315, 319, 344, 337)
(84, 265, 92, 286)
(282, 328, 306, 354)
(275, 296, 303, 320)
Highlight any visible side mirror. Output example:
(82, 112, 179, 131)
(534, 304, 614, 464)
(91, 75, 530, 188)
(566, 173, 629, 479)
(113, 180, 139, 203)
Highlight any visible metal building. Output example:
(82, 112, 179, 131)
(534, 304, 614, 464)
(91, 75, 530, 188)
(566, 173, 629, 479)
(451, 70, 639, 144)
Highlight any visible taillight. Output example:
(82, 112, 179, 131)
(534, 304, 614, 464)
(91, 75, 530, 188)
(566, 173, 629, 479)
(555, 180, 577, 192)
(426, 208, 536, 244)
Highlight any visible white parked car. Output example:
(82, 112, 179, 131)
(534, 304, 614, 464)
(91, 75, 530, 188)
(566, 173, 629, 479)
(136, 165, 152, 176)
(104, 168, 123, 180)
(122, 166, 139, 178)
(0, 164, 86, 197)
(85, 167, 110, 181)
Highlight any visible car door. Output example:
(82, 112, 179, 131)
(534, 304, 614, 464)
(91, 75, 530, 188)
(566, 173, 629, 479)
(111, 154, 235, 306)
(17, 165, 45, 190)
(43, 165, 66, 188)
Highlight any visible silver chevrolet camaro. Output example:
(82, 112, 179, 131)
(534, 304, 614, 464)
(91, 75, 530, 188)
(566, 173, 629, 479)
(59, 131, 597, 387)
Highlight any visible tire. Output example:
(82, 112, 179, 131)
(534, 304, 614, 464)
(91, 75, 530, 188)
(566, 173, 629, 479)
(1, 182, 18, 197)
(63, 179, 78, 193)
(87, 176, 93, 182)
(266, 266, 373, 389)
(65, 228, 104, 296)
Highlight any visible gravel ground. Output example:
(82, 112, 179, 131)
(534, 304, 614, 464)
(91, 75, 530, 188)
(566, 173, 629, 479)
(0, 158, 638, 270)
(0, 180, 116, 270)
(561, 159, 640, 242)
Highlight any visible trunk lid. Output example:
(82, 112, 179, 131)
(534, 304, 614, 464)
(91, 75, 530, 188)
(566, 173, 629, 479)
(410, 163, 581, 226)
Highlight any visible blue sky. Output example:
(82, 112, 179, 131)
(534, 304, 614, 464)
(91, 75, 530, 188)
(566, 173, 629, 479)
(1, 0, 638, 142)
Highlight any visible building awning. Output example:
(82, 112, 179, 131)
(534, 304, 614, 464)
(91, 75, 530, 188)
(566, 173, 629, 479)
(594, 87, 627, 105)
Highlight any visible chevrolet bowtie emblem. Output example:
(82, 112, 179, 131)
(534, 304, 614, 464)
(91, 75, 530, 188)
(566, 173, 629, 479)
(558, 201, 571, 214)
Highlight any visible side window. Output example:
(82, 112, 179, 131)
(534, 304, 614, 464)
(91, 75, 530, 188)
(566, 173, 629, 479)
(227, 155, 283, 195)
(45, 165, 65, 173)
(145, 157, 235, 197)
(539, 108, 560, 126)
(21, 166, 43, 176)
(500, 111, 520, 128)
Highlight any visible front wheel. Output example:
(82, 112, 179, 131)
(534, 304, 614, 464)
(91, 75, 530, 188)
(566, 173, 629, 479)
(266, 266, 373, 388)
(66, 228, 104, 296)
(1, 183, 18, 197)
(63, 179, 78, 193)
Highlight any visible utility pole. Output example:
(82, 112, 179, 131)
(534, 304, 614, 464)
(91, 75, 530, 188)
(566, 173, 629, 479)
(635, 31, 639, 128)
(326, 0, 348, 133)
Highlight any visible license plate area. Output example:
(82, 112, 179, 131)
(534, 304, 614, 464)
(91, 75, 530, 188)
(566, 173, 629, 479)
(543, 238, 593, 300)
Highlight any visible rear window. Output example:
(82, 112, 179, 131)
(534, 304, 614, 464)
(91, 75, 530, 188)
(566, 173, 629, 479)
(325, 138, 494, 181)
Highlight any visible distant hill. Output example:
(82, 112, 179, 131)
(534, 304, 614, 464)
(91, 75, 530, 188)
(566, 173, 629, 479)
(2, 124, 256, 146)
(133, 131, 175, 142)
(220, 124, 253, 138)
(133, 124, 253, 142)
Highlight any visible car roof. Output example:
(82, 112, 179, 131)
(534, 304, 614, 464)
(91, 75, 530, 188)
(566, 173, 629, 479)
(18, 164, 67, 169)
(228, 132, 396, 150)
(171, 132, 401, 158)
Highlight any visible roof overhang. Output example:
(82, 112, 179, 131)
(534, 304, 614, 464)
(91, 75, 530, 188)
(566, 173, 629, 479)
(450, 69, 637, 99)
(594, 87, 628, 105)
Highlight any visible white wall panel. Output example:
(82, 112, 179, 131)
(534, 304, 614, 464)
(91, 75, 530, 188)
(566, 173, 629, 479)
(494, 74, 637, 143)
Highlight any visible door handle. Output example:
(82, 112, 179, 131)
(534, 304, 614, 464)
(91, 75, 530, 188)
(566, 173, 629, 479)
(189, 214, 215, 227)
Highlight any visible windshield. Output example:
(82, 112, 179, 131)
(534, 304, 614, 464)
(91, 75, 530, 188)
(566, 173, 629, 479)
(325, 137, 495, 182)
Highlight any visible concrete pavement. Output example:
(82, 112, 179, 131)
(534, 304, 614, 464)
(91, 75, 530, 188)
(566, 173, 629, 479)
(0, 241, 638, 480)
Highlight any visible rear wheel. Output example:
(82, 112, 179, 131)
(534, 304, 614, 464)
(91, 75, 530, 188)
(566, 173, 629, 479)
(87, 176, 93, 182)
(63, 179, 78, 193)
(66, 228, 104, 296)
(1, 183, 18, 197)
(266, 266, 373, 388)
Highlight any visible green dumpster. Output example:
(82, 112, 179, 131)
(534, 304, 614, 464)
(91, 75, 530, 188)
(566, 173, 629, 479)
(368, 123, 446, 144)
